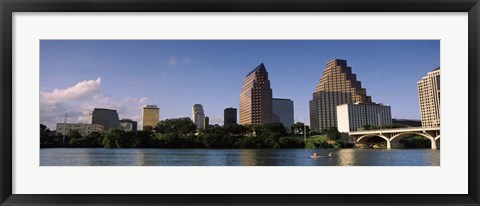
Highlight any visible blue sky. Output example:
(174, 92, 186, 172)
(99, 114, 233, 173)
(40, 40, 439, 130)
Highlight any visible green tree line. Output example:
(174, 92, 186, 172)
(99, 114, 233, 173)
(40, 118, 351, 149)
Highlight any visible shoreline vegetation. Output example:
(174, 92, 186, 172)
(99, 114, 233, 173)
(40, 118, 430, 149)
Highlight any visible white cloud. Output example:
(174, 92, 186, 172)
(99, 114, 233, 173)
(168, 56, 177, 65)
(40, 78, 101, 105)
(168, 56, 193, 66)
(40, 77, 148, 130)
(208, 116, 224, 125)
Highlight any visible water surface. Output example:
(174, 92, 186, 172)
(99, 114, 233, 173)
(40, 148, 440, 166)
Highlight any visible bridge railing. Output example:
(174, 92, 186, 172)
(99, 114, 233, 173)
(349, 126, 440, 134)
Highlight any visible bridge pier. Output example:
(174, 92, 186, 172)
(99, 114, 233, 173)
(431, 139, 437, 150)
(386, 140, 391, 150)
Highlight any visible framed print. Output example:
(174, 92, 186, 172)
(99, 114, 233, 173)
(1, 0, 479, 205)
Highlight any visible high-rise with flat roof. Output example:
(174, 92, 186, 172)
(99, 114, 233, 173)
(88, 108, 120, 131)
(239, 63, 273, 125)
(336, 103, 392, 133)
(192, 104, 205, 129)
(142, 105, 159, 129)
(418, 68, 440, 127)
(204, 116, 209, 129)
(224, 108, 237, 125)
(272, 98, 294, 129)
(309, 59, 372, 132)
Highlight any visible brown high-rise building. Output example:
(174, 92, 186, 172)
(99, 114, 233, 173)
(309, 59, 372, 132)
(142, 105, 160, 129)
(417, 67, 440, 127)
(239, 63, 273, 125)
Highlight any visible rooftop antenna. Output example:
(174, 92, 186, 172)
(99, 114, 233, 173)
(63, 113, 67, 144)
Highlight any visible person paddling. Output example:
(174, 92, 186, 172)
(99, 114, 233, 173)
(328, 152, 334, 158)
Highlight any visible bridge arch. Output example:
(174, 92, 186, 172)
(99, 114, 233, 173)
(435, 135, 440, 141)
(356, 134, 391, 149)
(357, 134, 389, 143)
(390, 132, 437, 150)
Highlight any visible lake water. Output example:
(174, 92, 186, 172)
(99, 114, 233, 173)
(40, 148, 440, 166)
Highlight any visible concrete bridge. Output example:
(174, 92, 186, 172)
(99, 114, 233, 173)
(348, 127, 440, 149)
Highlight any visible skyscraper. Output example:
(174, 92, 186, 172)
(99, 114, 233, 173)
(309, 59, 372, 132)
(272, 98, 294, 129)
(239, 63, 273, 125)
(418, 67, 440, 127)
(88, 108, 120, 131)
(224, 107, 237, 125)
(204, 116, 209, 129)
(192, 104, 205, 129)
(142, 105, 159, 129)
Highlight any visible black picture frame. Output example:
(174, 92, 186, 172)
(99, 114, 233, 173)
(1, 0, 479, 205)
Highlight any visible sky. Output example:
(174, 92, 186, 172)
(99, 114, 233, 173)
(40, 40, 440, 130)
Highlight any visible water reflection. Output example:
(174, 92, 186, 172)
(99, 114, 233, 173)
(40, 148, 440, 166)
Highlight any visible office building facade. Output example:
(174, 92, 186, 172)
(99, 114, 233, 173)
(239, 63, 273, 125)
(88, 108, 120, 131)
(224, 108, 237, 125)
(204, 116, 209, 129)
(418, 68, 440, 127)
(309, 59, 372, 132)
(142, 105, 160, 129)
(120, 119, 138, 131)
(336, 103, 392, 133)
(192, 104, 205, 129)
(56, 123, 104, 136)
(272, 98, 294, 129)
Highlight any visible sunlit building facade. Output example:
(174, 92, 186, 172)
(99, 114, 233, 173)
(192, 104, 205, 129)
(309, 59, 372, 132)
(142, 105, 160, 129)
(336, 103, 392, 133)
(239, 63, 273, 125)
(418, 68, 440, 127)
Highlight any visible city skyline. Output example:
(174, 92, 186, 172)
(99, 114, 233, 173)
(40, 40, 440, 130)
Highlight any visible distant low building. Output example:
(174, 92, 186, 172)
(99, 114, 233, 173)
(56, 123, 104, 136)
(336, 103, 392, 133)
(120, 119, 138, 131)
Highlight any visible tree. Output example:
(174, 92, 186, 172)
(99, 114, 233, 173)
(326, 127, 341, 140)
(291, 122, 310, 135)
(155, 118, 196, 135)
(67, 130, 83, 147)
(102, 129, 122, 148)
